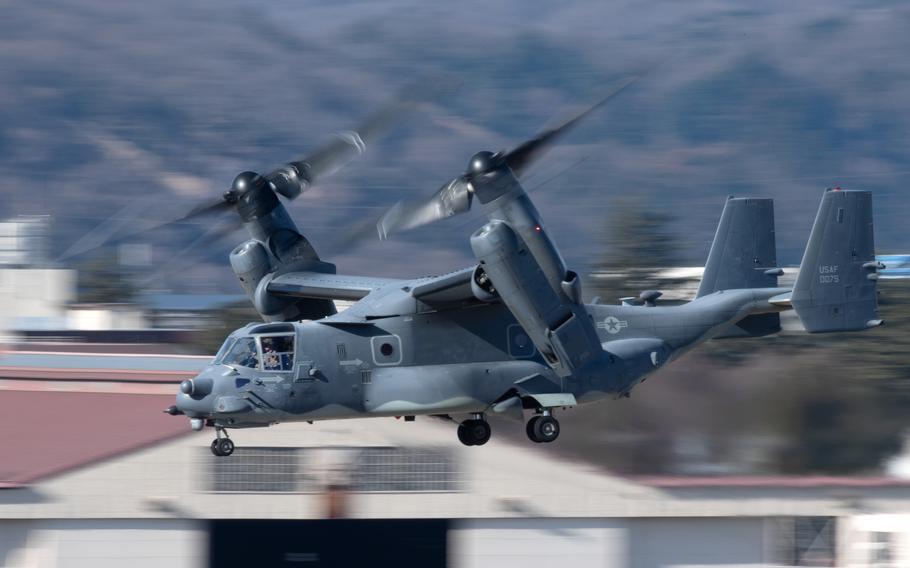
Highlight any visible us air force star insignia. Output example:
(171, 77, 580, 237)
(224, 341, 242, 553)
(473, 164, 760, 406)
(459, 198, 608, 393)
(597, 316, 629, 334)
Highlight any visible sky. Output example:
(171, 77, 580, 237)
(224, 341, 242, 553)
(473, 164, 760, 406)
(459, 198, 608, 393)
(1, 0, 909, 292)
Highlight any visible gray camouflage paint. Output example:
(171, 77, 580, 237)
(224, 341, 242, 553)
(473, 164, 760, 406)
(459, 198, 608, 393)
(175, 176, 881, 439)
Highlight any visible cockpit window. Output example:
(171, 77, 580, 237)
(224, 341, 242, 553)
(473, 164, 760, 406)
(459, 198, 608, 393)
(223, 337, 259, 369)
(260, 334, 295, 372)
(213, 338, 237, 364)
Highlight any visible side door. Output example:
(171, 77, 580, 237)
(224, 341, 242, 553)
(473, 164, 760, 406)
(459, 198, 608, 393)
(324, 331, 368, 415)
(288, 329, 328, 414)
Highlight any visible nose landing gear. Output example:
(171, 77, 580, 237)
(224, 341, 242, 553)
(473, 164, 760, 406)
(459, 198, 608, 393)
(210, 428, 234, 457)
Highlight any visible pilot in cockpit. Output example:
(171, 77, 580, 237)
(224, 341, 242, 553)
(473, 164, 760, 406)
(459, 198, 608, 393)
(239, 344, 259, 369)
(261, 337, 280, 370)
(260, 335, 294, 371)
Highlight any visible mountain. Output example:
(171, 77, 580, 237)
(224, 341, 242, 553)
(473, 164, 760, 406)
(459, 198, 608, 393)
(2, 0, 909, 292)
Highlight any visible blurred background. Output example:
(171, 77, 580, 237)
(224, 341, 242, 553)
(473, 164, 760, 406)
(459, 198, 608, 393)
(1, 0, 910, 566)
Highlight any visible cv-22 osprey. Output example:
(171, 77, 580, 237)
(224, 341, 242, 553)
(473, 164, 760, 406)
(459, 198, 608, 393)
(166, 89, 883, 456)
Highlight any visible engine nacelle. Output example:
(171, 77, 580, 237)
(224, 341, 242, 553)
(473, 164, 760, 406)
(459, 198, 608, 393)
(230, 239, 291, 318)
(470, 220, 602, 377)
(230, 238, 339, 322)
(230, 240, 271, 297)
(470, 265, 499, 302)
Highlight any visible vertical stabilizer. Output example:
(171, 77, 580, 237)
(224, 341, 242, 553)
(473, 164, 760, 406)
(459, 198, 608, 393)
(792, 189, 881, 333)
(698, 197, 781, 337)
(697, 197, 779, 297)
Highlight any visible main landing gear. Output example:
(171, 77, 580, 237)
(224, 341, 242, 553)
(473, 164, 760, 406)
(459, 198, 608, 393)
(210, 427, 234, 457)
(457, 414, 492, 446)
(526, 410, 560, 444)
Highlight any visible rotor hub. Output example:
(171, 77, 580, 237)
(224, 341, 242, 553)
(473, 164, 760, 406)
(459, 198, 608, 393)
(467, 151, 501, 176)
(231, 171, 265, 195)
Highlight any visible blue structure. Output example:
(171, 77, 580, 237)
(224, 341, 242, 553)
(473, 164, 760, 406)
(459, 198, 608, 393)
(877, 255, 910, 279)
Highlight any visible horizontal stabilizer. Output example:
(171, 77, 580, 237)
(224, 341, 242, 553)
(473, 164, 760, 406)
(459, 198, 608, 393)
(792, 189, 880, 333)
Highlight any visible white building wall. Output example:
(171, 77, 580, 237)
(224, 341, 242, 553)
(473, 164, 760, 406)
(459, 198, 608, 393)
(627, 518, 766, 568)
(1, 519, 205, 568)
(0, 269, 76, 331)
(449, 518, 628, 568)
(451, 517, 772, 568)
(843, 514, 910, 568)
(65, 307, 148, 330)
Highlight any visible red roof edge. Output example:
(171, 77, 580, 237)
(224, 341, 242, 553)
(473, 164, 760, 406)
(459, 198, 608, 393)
(631, 475, 910, 488)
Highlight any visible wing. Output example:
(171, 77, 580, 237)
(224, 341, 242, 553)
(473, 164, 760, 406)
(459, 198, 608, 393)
(267, 266, 476, 305)
(408, 267, 474, 305)
(268, 272, 404, 301)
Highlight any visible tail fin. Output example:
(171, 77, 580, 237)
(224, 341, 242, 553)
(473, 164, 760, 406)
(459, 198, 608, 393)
(792, 188, 881, 333)
(698, 197, 780, 297)
(698, 197, 781, 337)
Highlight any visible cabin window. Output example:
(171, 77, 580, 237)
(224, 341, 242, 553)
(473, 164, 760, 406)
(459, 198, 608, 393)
(371, 335, 402, 366)
(260, 334, 295, 372)
(224, 337, 259, 369)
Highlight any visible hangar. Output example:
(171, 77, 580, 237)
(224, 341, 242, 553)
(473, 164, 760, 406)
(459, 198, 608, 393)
(2, 358, 910, 568)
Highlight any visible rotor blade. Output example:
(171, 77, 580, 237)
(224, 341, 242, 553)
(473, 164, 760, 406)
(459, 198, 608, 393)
(57, 196, 157, 262)
(178, 195, 235, 222)
(366, 78, 638, 242)
(322, 215, 387, 257)
(375, 176, 473, 240)
(58, 201, 228, 261)
(137, 216, 243, 289)
(267, 77, 459, 200)
(329, 156, 594, 256)
(503, 76, 638, 177)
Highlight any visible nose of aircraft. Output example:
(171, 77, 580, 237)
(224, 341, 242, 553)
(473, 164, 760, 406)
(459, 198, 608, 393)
(173, 373, 217, 422)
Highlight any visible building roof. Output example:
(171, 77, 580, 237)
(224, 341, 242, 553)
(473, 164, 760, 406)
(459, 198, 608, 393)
(3, 352, 910, 520)
(0, 350, 205, 487)
(632, 475, 910, 489)
(0, 390, 186, 488)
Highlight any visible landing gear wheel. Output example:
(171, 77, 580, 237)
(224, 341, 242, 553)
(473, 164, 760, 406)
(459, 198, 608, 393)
(457, 425, 473, 446)
(526, 415, 560, 443)
(210, 439, 222, 456)
(526, 416, 543, 443)
(217, 437, 235, 456)
(457, 419, 492, 446)
(532, 415, 560, 443)
(466, 419, 491, 446)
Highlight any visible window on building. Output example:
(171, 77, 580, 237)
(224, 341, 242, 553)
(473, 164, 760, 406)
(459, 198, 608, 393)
(204, 446, 463, 494)
(870, 531, 894, 568)
(772, 516, 837, 567)
(207, 447, 315, 493)
(349, 447, 462, 493)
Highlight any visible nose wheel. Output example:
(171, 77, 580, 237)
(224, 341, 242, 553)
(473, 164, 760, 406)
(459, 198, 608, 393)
(210, 428, 235, 457)
(457, 415, 492, 446)
(526, 414, 560, 443)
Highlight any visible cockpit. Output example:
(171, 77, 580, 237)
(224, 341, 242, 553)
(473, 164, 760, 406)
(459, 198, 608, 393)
(214, 330, 296, 372)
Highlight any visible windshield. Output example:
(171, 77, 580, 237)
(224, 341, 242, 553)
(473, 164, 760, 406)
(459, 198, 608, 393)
(223, 337, 259, 369)
(260, 334, 295, 371)
(213, 337, 236, 364)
